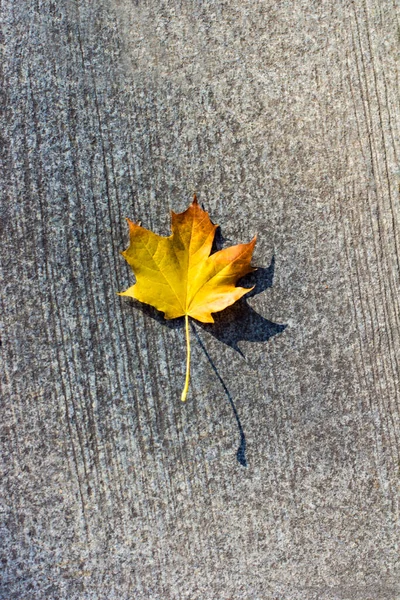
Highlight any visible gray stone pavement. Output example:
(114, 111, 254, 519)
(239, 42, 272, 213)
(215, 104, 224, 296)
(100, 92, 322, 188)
(1, 1, 400, 598)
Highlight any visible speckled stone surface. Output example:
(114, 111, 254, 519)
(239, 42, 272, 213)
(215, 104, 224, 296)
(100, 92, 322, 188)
(1, 0, 400, 598)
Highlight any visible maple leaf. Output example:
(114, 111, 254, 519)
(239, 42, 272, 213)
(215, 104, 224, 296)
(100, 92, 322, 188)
(119, 195, 256, 401)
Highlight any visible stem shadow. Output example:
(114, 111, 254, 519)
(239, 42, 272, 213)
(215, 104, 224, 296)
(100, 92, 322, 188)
(191, 322, 247, 466)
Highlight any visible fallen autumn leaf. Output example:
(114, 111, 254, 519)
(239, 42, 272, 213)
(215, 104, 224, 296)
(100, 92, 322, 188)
(119, 195, 256, 401)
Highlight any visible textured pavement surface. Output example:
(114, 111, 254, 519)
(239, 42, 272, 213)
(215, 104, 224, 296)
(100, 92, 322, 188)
(1, 1, 400, 598)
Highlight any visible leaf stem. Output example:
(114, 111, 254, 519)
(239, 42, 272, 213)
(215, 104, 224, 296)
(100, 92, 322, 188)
(181, 314, 191, 402)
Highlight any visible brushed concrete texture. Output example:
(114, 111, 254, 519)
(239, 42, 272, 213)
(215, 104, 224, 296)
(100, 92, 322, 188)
(1, 0, 400, 598)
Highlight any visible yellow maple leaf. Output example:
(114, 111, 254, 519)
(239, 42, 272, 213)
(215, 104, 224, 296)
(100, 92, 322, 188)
(119, 195, 256, 401)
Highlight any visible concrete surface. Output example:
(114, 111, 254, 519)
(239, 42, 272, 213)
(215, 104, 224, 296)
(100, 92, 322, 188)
(1, 0, 400, 598)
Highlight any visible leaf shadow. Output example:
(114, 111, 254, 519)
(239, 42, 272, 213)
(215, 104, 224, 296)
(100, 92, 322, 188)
(123, 253, 286, 467)
(198, 255, 286, 357)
